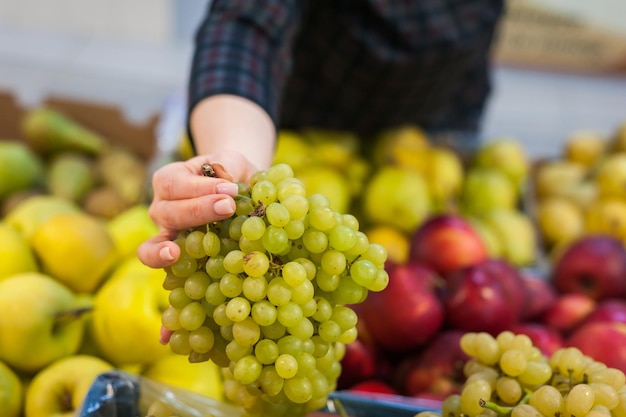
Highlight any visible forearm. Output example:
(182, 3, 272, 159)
(189, 94, 277, 172)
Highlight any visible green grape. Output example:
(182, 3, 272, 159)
(441, 394, 462, 417)
(161, 306, 182, 331)
(496, 376, 522, 405)
(284, 376, 313, 404)
(318, 320, 342, 343)
(170, 253, 197, 278)
(235, 195, 255, 216)
(300, 228, 327, 254)
(179, 301, 206, 331)
(276, 177, 306, 200)
(473, 332, 501, 365)
(258, 366, 285, 397)
(242, 250, 270, 277)
(338, 326, 358, 344)
(188, 326, 215, 353)
(185, 230, 206, 258)
(327, 225, 357, 251)
(589, 368, 626, 391)
(333, 275, 366, 305)
(266, 163, 294, 185)
(459, 379, 491, 417)
(267, 277, 292, 306)
(511, 404, 543, 417)
(296, 352, 317, 377)
(316, 269, 340, 292)
(263, 225, 290, 254)
(288, 317, 315, 340)
(251, 180, 277, 206)
(233, 355, 263, 385)
(281, 261, 308, 287)
(205, 282, 227, 305)
(219, 237, 240, 256)
(261, 321, 286, 340)
(281, 195, 309, 220)
(277, 301, 304, 328)
(242, 275, 268, 302)
(169, 330, 192, 355)
(350, 259, 378, 287)
(228, 214, 247, 241)
(290, 279, 315, 305)
(225, 296, 252, 322)
(360, 243, 388, 266)
(308, 206, 336, 231)
(184, 270, 211, 300)
(223, 249, 245, 274)
(311, 297, 333, 323)
(213, 303, 234, 327)
(241, 216, 266, 241)
(500, 348, 527, 377)
(368, 268, 390, 292)
(307, 193, 331, 209)
(320, 250, 346, 275)
(251, 300, 278, 326)
(331, 305, 358, 331)
(232, 316, 261, 347)
(518, 360, 552, 386)
(309, 370, 330, 399)
(255, 339, 280, 364)
(226, 340, 254, 362)
(169, 287, 192, 309)
(529, 385, 565, 417)
(205, 255, 227, 278)
(162, 272, 186, 290)
(266, 202, 291, 227)
(275, 353, 298, 379)
(590, 382, 619, 410)
(284, 219, 305, 240)
(567, 384, 595, 417)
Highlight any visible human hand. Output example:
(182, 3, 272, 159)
(137, 150, 257, 269)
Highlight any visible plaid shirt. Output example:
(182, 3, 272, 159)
(189, 0, 503, 144)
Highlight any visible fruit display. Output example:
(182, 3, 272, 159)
(4, 90, 626, 417)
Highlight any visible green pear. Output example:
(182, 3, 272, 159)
(0, 273, 91, 373)
(3, 195, 79, 243)
(473, 138, 529, 191)
(90, 257, 170, 366)
(362, 165, 431, 233)
(0, 140, 44, 200)
(25, 355, 113, 417)
(0, 360, 23, 417)
(482, 208, 537, 267)
(106, 203, 159, 259)
(46, 151, 96, 203)
(21, 107, 108, 155)
(460, 168, 517, 216)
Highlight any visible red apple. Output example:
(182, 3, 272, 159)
(508, 322, 564, 357)
(567, 321, 626, 373)
(480, 259, 528, 321)
(358, 261, 445, 353)
(441, 261, 521, 335)
(409, 214, 488, 276)
(349, 379, 399, 395)
(396, 330, 469, 399)
(540, 293, 596, 334)
(520, 272, 558, 321)
(337, 337, 378, 390)
(552, 235, 626, 300)
(580, 298, 626, 326)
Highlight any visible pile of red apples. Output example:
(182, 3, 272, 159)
(339, 214, 626, 400)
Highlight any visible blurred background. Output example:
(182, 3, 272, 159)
(0, 0, 625, 158)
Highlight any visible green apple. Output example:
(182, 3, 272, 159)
(25, 354, 113, 417)
(0, 221, 38, 282)
(142, 353, 224, 401)
(0, 272, 90, 373)
(0, 360, 23, 417)
(90, 257, 170, 366)
(106, 203, 159, 259)
(362, 165, 431, 233)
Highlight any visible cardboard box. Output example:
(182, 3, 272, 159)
(0, 90, 159, 161)
(492, 0, 626, 75)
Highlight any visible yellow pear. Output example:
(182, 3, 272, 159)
(107, 204, 159, 259)
(4, 195, 79, 244)
(32, 211, 119, 294)
(535, 197, 585, 248)
(609, 121, 626, 153)
(142, 353, 224, 401)
(534, 160, 587, 201)
(304, 128, 360, 171)
(297, 165, 351, 214)
(466, 216, 503, 258)
(585, 198, 626, 243)
(482, 209, 537, 267)
(460, 168, 517, 216)
(371, 125, 430, 168)
(364, 225, 410, 265)
(25, 355, 114, 417)
(0, 360, 22, 417)
(473, 138, 529, 192)
(362, 165, 431, 233)
(563, 130, 607, 168)
(0, 221, 38, 281)
(0, 140, 44, 200)
(594, 153, 626, 200)
(46, 151, 96, 203)
(273, 130, 313, 172)
(420, 146, 464, 210)
(90, 257, 170, 366)
(0, 272, 90, 373)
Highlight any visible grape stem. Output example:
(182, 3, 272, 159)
(332, 399, 349, 417)
(480, 390, 532, 416)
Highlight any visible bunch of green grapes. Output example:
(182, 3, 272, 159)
(160, 163, 389, 417)
(417, 331, 626, 417)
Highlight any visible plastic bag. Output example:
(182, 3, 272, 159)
(78, 370, 245, 417)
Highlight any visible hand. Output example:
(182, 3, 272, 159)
(137, 150, 258, 269)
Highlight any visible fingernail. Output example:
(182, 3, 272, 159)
(159, 246, 175, 261)
(214, 198, 236, 215)
(216, 182, 239, 196)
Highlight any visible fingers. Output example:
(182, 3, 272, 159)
(137, 234, 182, 269)
(152, 161, 239, 202)
(160, 326, 173, 345)
(149, 193, 236, 233)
